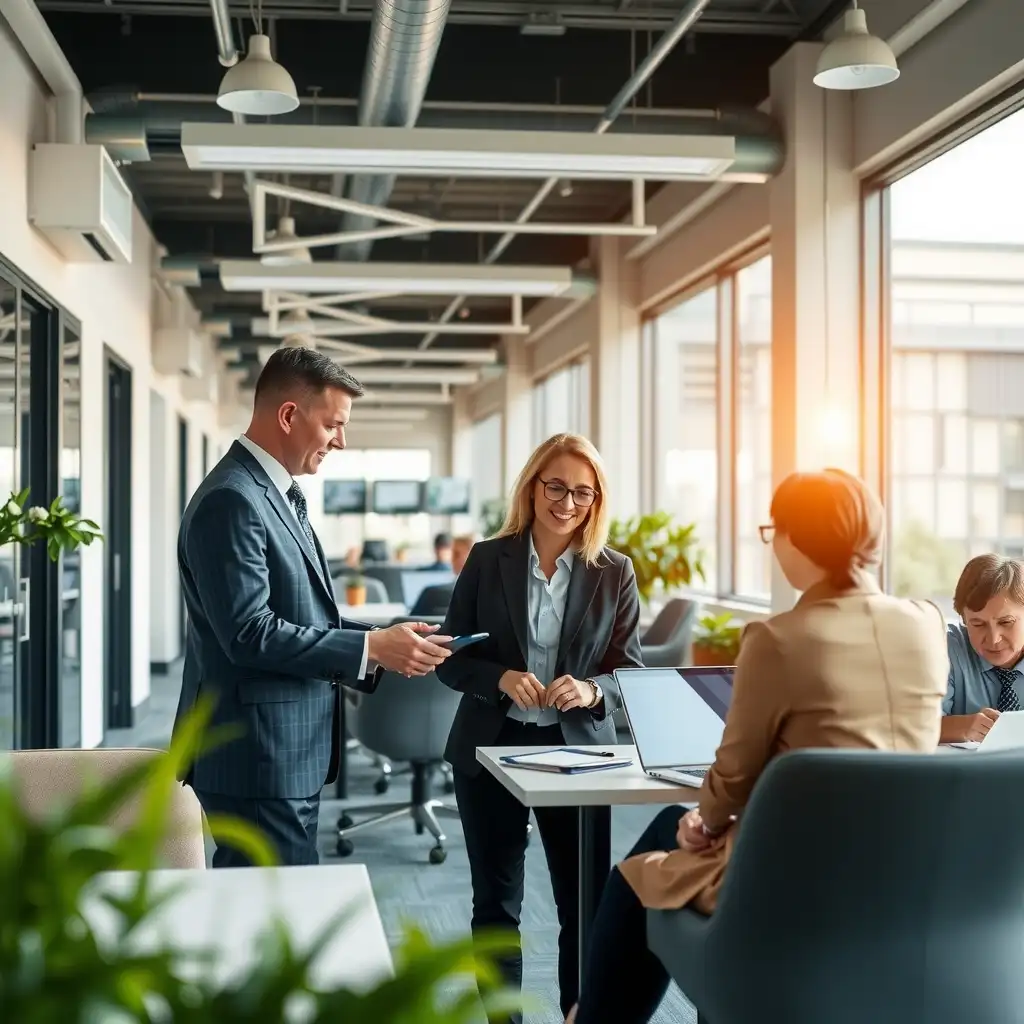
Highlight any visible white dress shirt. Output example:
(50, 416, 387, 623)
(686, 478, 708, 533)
(236, 434, 371, 679)
(507, 535, 574, 726)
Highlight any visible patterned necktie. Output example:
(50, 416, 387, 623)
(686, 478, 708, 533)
(286, 482, 317, 552)
(994, 666, 1022, 713)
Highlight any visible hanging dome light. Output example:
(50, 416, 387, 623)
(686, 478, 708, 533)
(217, 34, 299, 115)
(813, 4, 899, 91)
(260, 216, 312, 266)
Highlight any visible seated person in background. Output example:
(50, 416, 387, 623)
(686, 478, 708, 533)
(451, 533, 478, 576)
(424, 532, 453, 571)
(941, 553, 1024, 744)
(566, 468, 949, 1024)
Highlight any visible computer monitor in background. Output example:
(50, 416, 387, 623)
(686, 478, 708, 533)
(372, 480, 423, 515)
(361, 539, 390, 563)
(423, 477, 471, 515)
(323, 479, 367, 515)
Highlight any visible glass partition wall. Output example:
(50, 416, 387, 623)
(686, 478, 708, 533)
(0, 257, 79, 749)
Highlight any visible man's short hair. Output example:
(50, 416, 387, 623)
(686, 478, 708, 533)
(254, 347, 364, 406)
(434, 532, 453, 549)
(954, 553, 1024, 617)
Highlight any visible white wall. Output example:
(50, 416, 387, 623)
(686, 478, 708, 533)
(0, 22, 229, 744)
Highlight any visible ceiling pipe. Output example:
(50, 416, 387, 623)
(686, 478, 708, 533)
(208, 0, 239, 65)
(340, 0, 452, 260)
(418, 0, 712, 350)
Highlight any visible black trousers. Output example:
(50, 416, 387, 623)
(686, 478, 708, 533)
(454, 719, 579, 1022)
(193, 788, 323, 868)
(574, 805, 686, 1024)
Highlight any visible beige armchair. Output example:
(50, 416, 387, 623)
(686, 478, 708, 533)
(6, 747, 206, 869)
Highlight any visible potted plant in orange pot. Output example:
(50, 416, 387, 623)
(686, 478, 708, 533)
(692, 613, 743, 666)
(345, 573, 367, 606)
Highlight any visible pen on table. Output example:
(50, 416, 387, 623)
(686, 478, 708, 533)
(564, 748, 616, 758)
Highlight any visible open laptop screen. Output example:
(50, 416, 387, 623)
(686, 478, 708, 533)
(615, 667, 735, 770)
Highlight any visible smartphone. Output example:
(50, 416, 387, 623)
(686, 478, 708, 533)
(440, 632, 489, 652)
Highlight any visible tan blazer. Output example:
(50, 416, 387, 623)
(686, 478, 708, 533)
(619, 574, 948, 914)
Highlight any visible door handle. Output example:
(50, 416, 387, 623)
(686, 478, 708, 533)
(18, 576, 29, 642)
(113, 552, 121, 593)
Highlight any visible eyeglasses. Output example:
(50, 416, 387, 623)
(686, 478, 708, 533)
(758, 524, 775, 544)
(540, 478, 598, 508)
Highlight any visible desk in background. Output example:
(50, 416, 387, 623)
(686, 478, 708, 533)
(476, 744, 695, 990)
(85, 864, 393, 991)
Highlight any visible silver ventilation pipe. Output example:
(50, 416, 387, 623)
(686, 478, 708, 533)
(209, 0, 238, 66)
(340, 0, 452, 260)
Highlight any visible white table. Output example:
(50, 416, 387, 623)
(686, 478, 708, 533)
(337, 601, 408, 625)
(477, 744, 696, 989)
(85, 864, 393, 992)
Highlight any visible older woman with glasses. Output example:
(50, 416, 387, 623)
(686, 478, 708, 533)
(437, 433, 644, 1024)
(565, 468, 949, 1024)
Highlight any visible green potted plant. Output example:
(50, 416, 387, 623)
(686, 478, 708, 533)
(480, 499, 507, 539)
(0, 699, 523, 1023)
(0, 488, 101, 561)
(606, 511, 705, 604)
(345, 573, 367, 606)
(692, 612, 743, 666)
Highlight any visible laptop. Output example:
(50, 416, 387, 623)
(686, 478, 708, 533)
(615, 666, 734, 787)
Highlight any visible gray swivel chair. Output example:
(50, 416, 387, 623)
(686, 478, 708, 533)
(336, 668, 461, 864)
(640, 597, 696, 667)
(647, 748, 1024, 1024)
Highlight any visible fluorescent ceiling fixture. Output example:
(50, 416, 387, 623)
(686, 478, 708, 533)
(217, 34, 299, 115)
(182, 123, 736, 181)
(814, 6, 900, 90)
(220, 260, 576, 297)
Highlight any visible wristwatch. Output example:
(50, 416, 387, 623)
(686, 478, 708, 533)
(585, 678, 603, 708)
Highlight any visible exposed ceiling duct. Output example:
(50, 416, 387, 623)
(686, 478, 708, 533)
(340, 0, 452, 261)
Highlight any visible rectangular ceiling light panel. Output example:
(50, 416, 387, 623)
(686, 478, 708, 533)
(219, 260, 575, 297)
(182, 123, 736, 181)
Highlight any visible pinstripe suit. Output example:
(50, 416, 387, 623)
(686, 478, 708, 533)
(173, 439, 381, 866)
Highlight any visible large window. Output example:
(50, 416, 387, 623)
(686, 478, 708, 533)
(471, 412, 504, 530)
(532, 359, 590, 444)
(884, 107, 1024, 613)
(648, 252, 772, 603)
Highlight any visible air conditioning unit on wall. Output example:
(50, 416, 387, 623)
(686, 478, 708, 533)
(28, 144, 133, 263)
(153, 327, 206, 377)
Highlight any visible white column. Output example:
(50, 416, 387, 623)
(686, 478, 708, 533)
(501, 336, 533, 491)
(589, 237, 642, 518)
(449, 388, 474, 534)
(768, 42, 862, 610)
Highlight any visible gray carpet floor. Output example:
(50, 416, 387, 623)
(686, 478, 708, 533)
(110, 667, 695, 1024)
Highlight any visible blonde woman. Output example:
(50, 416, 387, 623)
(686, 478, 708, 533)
(437, 434, 643, 1023)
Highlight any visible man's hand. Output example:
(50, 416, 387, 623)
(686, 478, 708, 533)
(941, 708, 1000, 743)
(676, 809, 713, 853)
(498, 670, 546, 711)
(545, 675, 596, 712)
(366, 622, 453, 677)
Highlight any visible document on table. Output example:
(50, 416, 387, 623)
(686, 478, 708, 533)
(499, 748, 633, 774)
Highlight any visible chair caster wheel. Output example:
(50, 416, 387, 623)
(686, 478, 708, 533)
(428, 845, 447, 865)
(336, 838, 355, 858)
(373, 778, 389, 795)
(337, 813, 354, 830)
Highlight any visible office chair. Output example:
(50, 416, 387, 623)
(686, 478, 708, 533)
(7, 748, 206, 869)
(647, 748, 1024, 1024)
(639, 597, 696, 667)
(337, 669, 461, 864)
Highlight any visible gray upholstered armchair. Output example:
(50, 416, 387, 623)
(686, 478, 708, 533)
(647, 748, 1024, 1024)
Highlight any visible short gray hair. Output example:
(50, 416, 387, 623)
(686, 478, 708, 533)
(254, 347, 364, 406)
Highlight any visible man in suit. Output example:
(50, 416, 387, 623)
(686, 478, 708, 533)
(173, 347, 452, 868)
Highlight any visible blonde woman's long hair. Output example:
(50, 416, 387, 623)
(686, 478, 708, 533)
(497, 433, 611, 566)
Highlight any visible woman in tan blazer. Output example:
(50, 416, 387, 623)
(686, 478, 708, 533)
(566, 468, 949, 1024)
